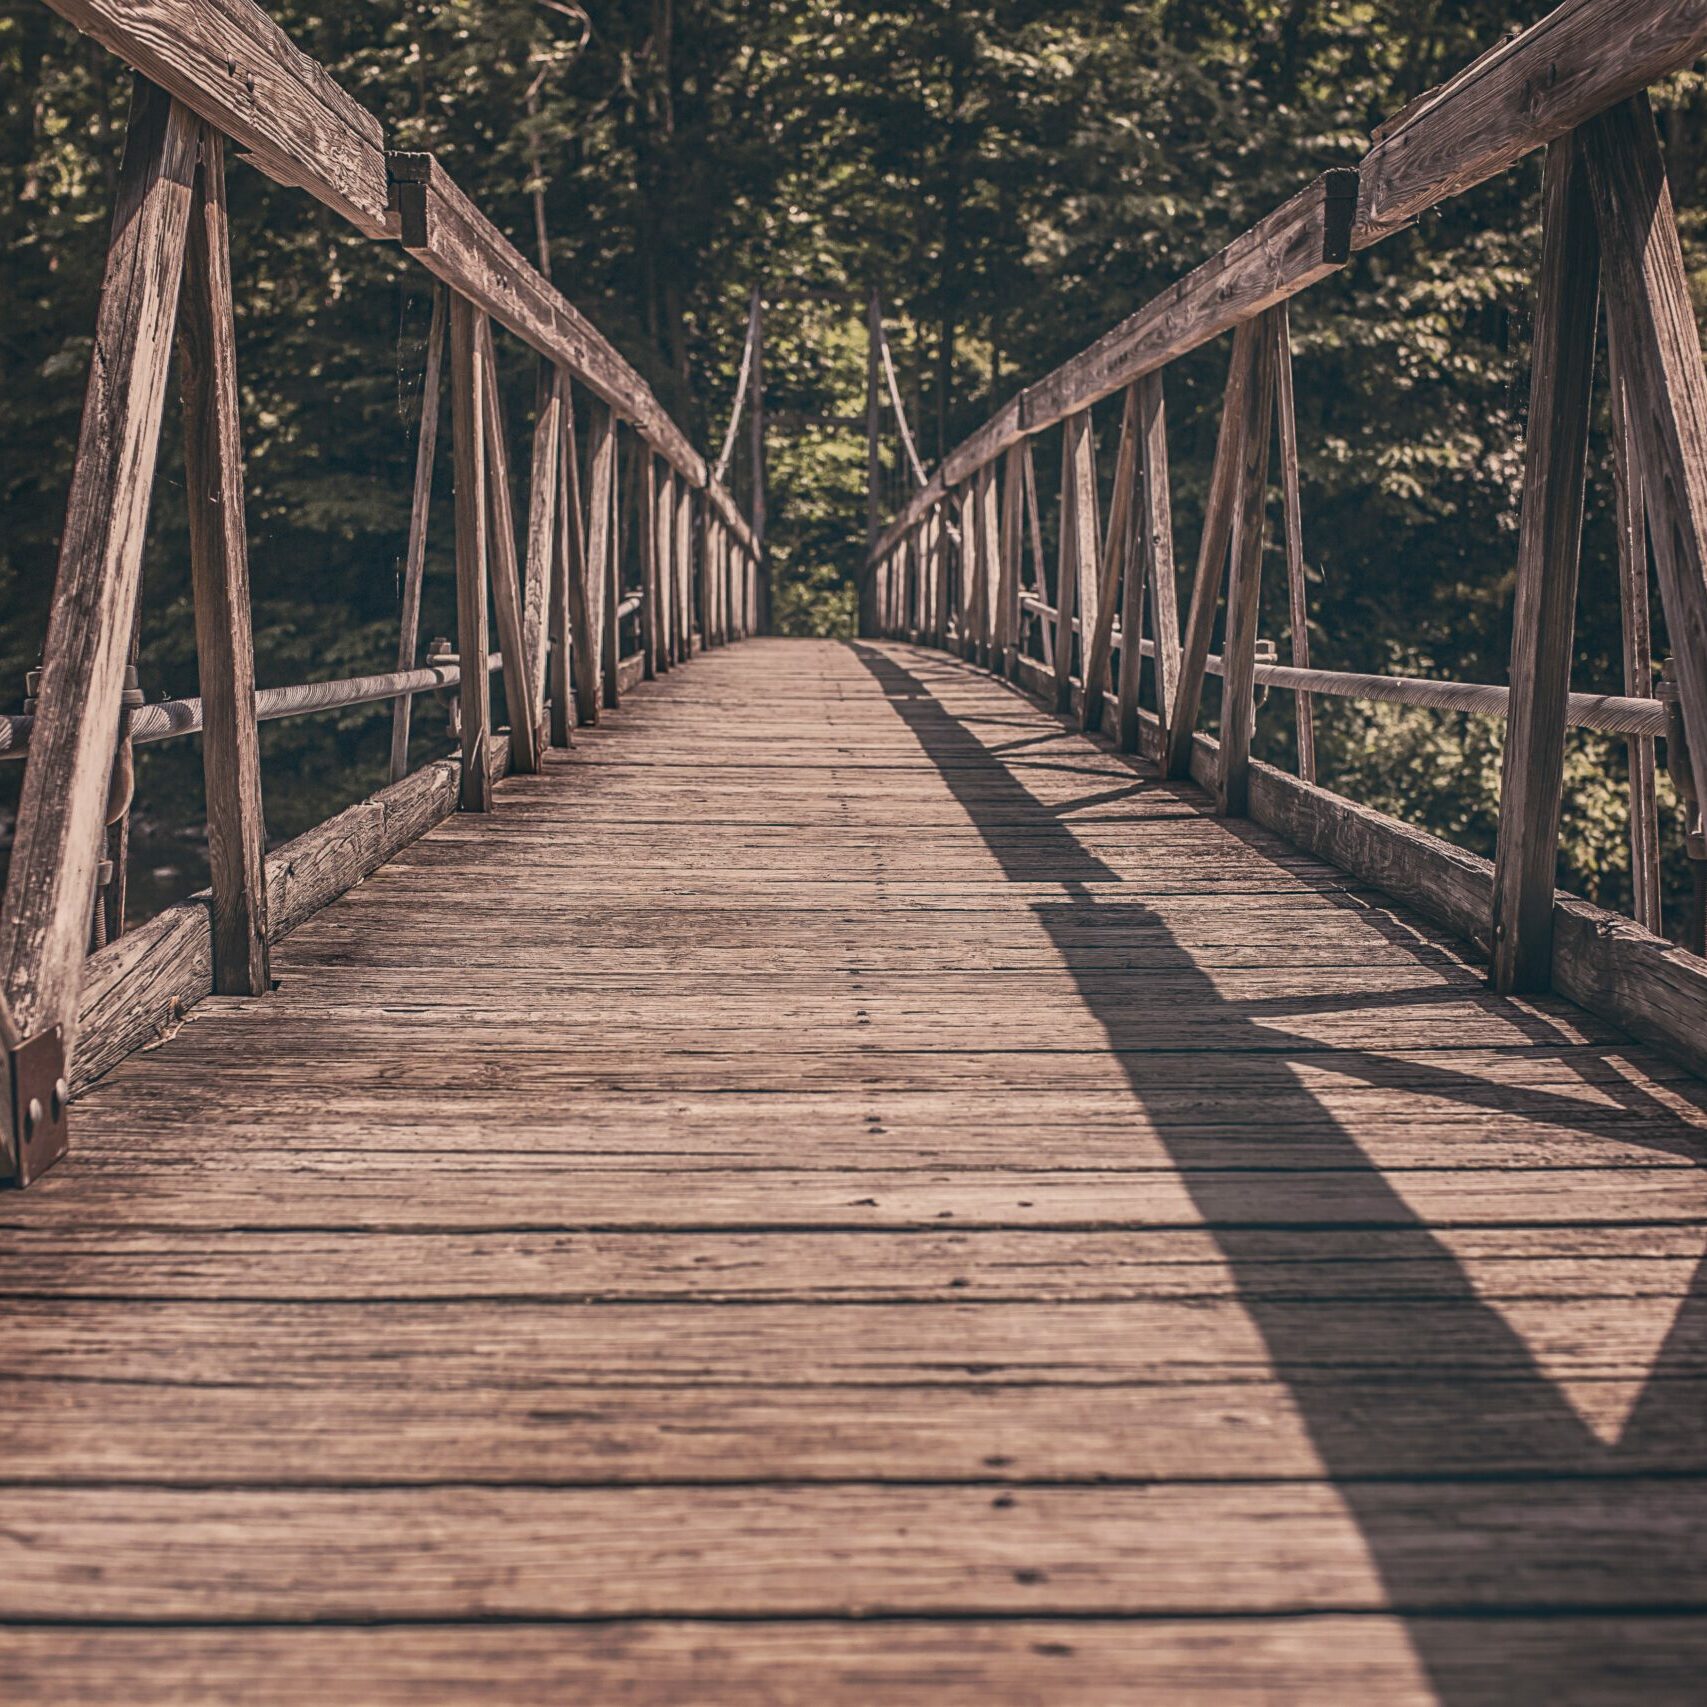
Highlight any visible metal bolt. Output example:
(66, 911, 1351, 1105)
(51, 1078, 68, 1121)
(24, 1097, 43, 1139)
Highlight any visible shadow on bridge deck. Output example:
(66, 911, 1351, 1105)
(2, 638, 1706, 1702)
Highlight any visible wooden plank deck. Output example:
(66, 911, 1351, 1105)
(5, 637, 1707, 1703)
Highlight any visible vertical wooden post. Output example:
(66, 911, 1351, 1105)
(1083, 385, 1140, 733)
(1056, 409, 1099, 716)
(548, 369, 579, 748)
(639, 452, 660, 680)
(1022, 441, 1053, 670)
(659, 467, 676, 670)
(1607, 337, 1661, 932)
(573, 397, 613, 725)
(1272, 306, 1316, 784)
(601, 427, 623, 706)
(978, 461, 1001, 671)
(1218, 308, 1280, 818)
(522, 358, 562, 740)
(389, 285, 446, 783)
(1491, 131, 1600, 995)
(675, 479, 694, 660)
(1127, 370, 1178, 755)
(997, 444, 1024, 677)
(0, 79, 198, 1135)
(179, 124, 269, 996)
(864, 289, 883, 636)
(932, 507, 951, 646)
(1584, 95, 1707, 901)
(750, 286, 767, 634)
(1166, 321, 1261, 780)
(449, 295, 493, 813)
(956, 486, 977, 659)
(475, 318, 541, 774)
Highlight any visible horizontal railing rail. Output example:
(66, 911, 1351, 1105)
(866, 0, 1707, 1092)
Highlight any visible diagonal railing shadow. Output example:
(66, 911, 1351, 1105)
(852, 641, 1707, 1700)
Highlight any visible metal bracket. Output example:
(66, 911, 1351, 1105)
(6, 1026, 68, 1187)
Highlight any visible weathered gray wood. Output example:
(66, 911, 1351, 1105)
(1219, 309, 1280, 818)
(73, 740, 512, 1095)
(997, 444, 1024, 675)
(387, 284, 446, 783)
(1491, 132, 1600, 996)
(178, 123, 268, 997)
(449, 297, 492, 813)
(1608, 334, 1661, 933)
(1583, 95, 1707, 851)
(522, 360, 561, 739)
(1355, 0, 1707, 250)
(976, 464, 1000, 667)
(1054, 410, 1099, 714)
(41, 0, 393, 237)
(639, 451, 660, 680)
(389, 153, 703, 483)
(657, 467, 676, 671)
(1165, 320, 1261, 780)
(547, 370, 577, 748)
(1132, 370, 1179, 753)
(0, 78, 198, 1100)
(669, 484, 689, 669)
(475, 317, 541, 775)
(1082, 384, 1140, 733)
(1272, 306, 1315, 783)
(575, 398, 614, 724)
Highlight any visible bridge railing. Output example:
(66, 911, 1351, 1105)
(0, 0, 763, 1184)
(868, 0, 1707, 1084)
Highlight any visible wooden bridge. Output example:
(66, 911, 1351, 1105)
(7, 1, 1707, 1701)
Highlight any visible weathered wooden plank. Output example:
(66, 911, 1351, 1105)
(522, 361, 561, 738)
(19, 1618, 1707, 1707)
(574, 397, 614, 723)
(5, 1480, 1707, 1619)
(1165, 321, 1260, 779)
(639, 451, 660, 680)
(476, 316, 542, 774)
(1355, 0, 1707, 249)
(1608, 323, 1661, 932)
(547, 369, 576, 748)
(1133, 369, 1179, 752)
(1272, 305, 1315, 782)
(1054, 410, 1099, 714)
(178, 124, 268, 997)
(1082, 384, 1139, 734)
(0, 79, 199, 1121)
(448, 297, 492, 812)
(387, 284, 446, 782)
(41, 0, 393, 236)
(1491, 131, 1601, 995)
(1218, 307, 1279, 817)
(675, 477, 694, 663)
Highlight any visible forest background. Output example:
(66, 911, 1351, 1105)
(3, 0, 1706, 927)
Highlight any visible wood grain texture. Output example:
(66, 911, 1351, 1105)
(522, 360, 561, 738)
(1134, 369, 1180, 752)
(41, 0, 393, 236)
(1491, 131, 1600, 995)
(0, 78, 199, 1088)
(476, 316, 542, 775)
(1272, 305, 1315, 782)
(1165, 320, 1260, 779)
(1583, 95, 1707, 837)
(448, 297, 492, 812)
(1082, 385, 1139, 733)
(178, 123, 268, 996)
(10, 640, 1706, 1702)
(1218, 306, 1279, 817)
(1355, 0, 1707, 249)
(388, 284, 446, 782)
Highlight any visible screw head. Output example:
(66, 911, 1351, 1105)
(51, 1077, 68, 1121)
(24, 1096, 43, 1138)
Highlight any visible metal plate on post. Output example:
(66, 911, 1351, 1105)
(9, 1026, 68, 1187)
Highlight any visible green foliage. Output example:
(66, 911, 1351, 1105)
(2, 1, 1705, 930)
